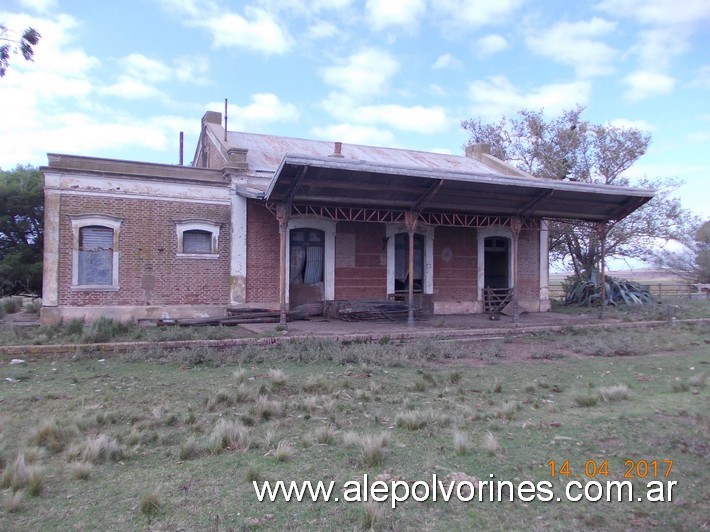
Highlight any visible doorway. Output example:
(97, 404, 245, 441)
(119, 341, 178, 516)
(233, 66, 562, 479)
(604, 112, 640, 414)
(484, 236, 510, 289)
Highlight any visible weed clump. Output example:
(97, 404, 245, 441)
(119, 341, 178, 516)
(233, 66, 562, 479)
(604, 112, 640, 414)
(29, 419, 79, 454)
(82, 317, 131, 343)
(1, 453, 44, 496)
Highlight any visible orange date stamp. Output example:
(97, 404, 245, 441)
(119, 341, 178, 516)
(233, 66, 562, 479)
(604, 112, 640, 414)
(548, 459, 673, 479)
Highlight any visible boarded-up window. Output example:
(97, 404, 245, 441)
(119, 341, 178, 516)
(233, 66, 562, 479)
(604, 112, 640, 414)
(78, 226, 113, 285)
(394, 233, 424, 293)
(290, 229, 324, 285)
(183, 229, 213, 254)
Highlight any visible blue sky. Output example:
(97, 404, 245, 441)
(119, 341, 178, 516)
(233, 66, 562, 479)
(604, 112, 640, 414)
(1, 0, 708, 221)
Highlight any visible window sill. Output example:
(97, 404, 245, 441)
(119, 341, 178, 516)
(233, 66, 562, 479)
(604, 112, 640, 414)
(177, 253, 220, 260)
(71, 285, 120, 292)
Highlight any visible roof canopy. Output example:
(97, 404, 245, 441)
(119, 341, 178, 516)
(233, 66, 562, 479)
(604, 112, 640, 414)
(265, 154, 654, 223)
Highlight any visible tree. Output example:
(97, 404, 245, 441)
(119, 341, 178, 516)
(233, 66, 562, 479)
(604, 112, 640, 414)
(0, 166, 44, 295)
(461, 107, 699, 280)
(654, 220, 710, 283)
(1, 24, 41, 77)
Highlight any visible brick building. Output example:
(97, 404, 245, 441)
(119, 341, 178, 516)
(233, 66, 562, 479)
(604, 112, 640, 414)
(40, 111, 653, 325)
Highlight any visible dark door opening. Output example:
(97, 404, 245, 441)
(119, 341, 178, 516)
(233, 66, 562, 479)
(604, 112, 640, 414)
(484, 236, 510, 289)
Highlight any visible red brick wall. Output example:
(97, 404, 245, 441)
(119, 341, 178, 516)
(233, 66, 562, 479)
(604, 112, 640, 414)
(334, 222, 386, 300)
(245, 201, 280, 303)
(517, 229, 540, 308)
(58, 195, 230, 307)
(433, 226, 478, 300)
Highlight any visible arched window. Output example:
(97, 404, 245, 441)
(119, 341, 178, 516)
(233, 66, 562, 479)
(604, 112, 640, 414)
(290, 228, 324, 285)
(394, 233, 424, 293)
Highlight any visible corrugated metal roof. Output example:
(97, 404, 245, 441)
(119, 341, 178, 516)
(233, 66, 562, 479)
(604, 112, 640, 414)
(216, 124, 526, 178)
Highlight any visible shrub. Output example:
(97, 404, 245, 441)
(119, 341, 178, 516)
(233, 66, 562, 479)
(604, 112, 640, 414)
(1, 297, 23, 314)
(82, 317, 131, 343)
(64, 318, 85, 336)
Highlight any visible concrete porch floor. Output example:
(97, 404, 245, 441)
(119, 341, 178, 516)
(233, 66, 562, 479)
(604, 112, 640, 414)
(238, 311, 598, 338)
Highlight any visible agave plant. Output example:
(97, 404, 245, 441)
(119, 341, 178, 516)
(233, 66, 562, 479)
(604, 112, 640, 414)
(564, 276, 652, 307)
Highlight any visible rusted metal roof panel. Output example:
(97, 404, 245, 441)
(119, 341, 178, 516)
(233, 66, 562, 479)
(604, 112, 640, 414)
(222, 127, 517, 177)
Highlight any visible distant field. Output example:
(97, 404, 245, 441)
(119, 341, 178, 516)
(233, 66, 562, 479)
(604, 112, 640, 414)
(549, 269, 695, 299)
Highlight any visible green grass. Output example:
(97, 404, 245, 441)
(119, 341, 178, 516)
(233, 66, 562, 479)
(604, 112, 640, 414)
(0, 327, 707, 530)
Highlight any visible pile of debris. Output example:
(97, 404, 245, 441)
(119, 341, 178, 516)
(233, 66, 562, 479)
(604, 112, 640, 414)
(326, 299, 420, 321)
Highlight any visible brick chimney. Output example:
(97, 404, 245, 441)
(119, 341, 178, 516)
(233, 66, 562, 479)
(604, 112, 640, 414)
(202, 111, 222, 126)
(465, 143, 491, 159)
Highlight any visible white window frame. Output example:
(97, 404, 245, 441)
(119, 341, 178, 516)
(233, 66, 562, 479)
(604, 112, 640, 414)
(385, 224, 434, 296)
(70, 214, 122, 291)
(175, 220, 221, 259)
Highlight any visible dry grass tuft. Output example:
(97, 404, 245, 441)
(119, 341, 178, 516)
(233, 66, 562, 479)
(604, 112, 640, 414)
(139, 489, 161, 517)
(232, 368, 248, 383)
(68, 461, 93, 480)
(482, 431, 502, 456)
(573, 390, 599, 407)
(246, 464, 262, 483)
(179, 437, 202, 460)
(1, 453, 44, 496)
(598, 384, 630, 402)
(66, 434, 124, 464)
(207, 389, 235, 411)
(312, 425, 337, 445)
(363, 500, 384, 530)
(453, 430, 472, 455)
(255, 395, 283, 421)
(29, 419, 79, 454)
(359, 433, 390, 467)
(268, 368, 288, 387)
(274, 440, 294, 462)
(3, 489, 24, 512)
(208, 419, 250, 453)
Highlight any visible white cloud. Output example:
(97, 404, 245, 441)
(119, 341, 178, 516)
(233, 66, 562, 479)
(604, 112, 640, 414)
(432, 0, 524, 30)
(623, 70, 675, 101)
(596, 0, 710, 26)
(466, 76, 591, 120)
(311, 124, 396, 146)
(597, 0, 710, 71)
(305, 20, 338, 40)
(213, 93, 300, 131)
(121, 53, 173, 83)
(474, 34, 508, 57)
(158, 1, 293, 54)
(688, 65, 710, 88)
(365, 0, 427, 31)
(326, 103, 450, 134)
(320, 48, 399, 100)
(432, 53, 462, 70)
(609, 118, 657, 131)
(174, 55, 210, 85)
(19, 0, 57, 13)
(203, 8, 293, 53)
(526, 18, 617, 78)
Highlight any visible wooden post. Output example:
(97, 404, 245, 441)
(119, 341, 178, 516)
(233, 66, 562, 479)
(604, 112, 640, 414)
(597, 222, 608, 320)
(276, 203, 290, 329)
(405, 211, 417, 327)
(510, 218, 522, 323)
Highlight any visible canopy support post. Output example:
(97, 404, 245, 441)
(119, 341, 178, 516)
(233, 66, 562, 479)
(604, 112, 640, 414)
(276, 202, 290, 329)
(405, 211, 418, 327)
(511, 217, 522, 323)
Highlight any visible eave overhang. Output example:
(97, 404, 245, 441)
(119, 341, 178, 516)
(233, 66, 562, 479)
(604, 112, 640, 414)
(265, 155, 654, 223)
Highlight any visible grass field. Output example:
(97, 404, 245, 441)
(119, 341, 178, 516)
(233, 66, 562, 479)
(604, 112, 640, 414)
(0, 324, 708, 531)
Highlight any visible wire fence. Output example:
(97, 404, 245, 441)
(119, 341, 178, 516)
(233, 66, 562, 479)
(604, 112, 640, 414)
(549, 283, 709, 300)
